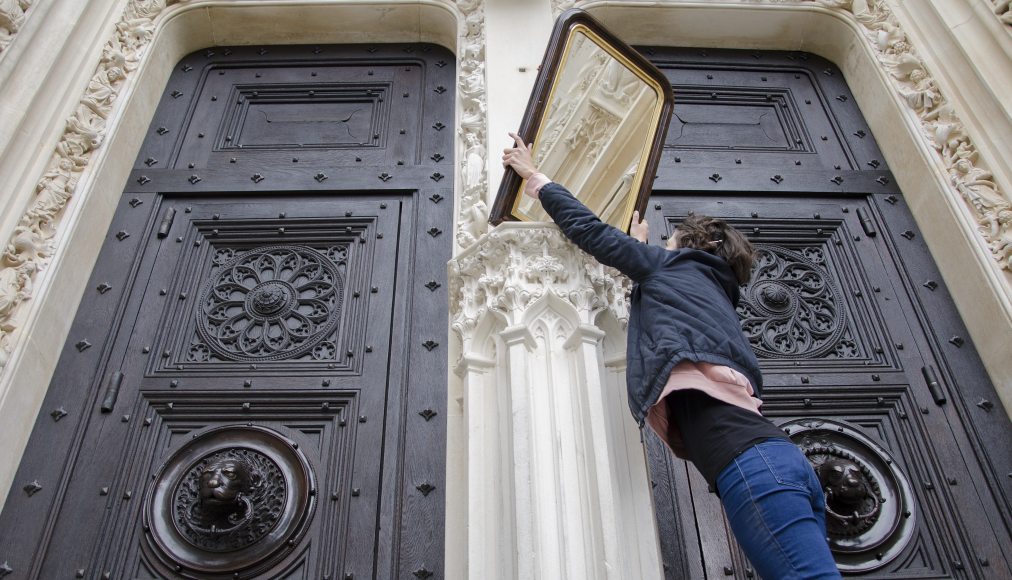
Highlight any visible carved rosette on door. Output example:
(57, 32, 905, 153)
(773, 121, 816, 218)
(195, 245, 345, 362)
(143, 425, 316, 578)
(738, 244, 853, 359)
(783, 419, 916, 573)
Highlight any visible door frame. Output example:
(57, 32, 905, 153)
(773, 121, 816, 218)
(1, 3, 1009, 577)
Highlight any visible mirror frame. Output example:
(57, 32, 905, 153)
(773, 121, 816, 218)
(489, 8, 674, 232)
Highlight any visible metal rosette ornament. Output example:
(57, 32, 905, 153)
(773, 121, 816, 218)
(782, 418, 916, 573)
(739, 245, 847, 359)
(143, 425, 316, 578)
(197, 245, 343, 362)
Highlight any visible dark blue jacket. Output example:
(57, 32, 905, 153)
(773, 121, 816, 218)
(538, 182, 763, 425)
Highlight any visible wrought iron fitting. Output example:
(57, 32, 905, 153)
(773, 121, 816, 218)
(100, 371, 124, 413)
(921, 365, 946, 405)
(856, 208, 877, 237)
(23, 480, 42, 496)
(157, 207, 176, 238)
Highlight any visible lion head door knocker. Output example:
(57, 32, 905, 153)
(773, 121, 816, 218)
(144, 425, 316, 578)
(813, 450, 881, 537)
(782, 418, 916, 574)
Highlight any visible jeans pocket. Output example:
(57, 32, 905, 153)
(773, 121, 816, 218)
(755, 440, 810, 490)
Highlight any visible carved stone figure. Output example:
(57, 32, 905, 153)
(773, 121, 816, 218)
(462, 130, 486, 192)
(950, 157, 1007, 218)
(81, 66, 126, 118)
(0, 262, 34, 326)
(27, 157, 79, 229)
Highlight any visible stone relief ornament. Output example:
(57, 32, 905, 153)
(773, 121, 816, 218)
(0, 0, 31, 53)
(783, 418, 916, 573)
(804, 0, 1012, 270)
(455, 0, 490, 249)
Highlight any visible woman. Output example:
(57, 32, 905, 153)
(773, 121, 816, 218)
(503, 132, 841, 579)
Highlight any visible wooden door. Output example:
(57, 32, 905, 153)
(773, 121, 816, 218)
(0, 44, 454, 579)
(640, 47, 1011, 578)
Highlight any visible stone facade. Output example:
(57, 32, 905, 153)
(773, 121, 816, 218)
(0, 0, 1008, 576)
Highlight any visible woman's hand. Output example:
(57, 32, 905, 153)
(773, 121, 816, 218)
(502, 132, 538, 179)
(630, 210, 649, 243)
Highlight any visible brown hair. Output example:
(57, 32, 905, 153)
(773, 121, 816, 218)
(674, 214, 756, 285)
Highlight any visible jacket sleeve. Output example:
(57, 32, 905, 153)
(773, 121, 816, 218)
(538, 182, 667, 282)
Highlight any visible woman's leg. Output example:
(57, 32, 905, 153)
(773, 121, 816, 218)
(716, 439, 841, 580)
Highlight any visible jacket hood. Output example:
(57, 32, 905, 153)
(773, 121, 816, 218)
(677, 249, 741, 307)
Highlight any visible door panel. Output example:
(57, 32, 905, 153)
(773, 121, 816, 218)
(0, 43, 453, 579)
(641, 48, 1011, 579)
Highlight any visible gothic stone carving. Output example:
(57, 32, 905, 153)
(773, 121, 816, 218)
(0, 0, 31, 53)
(145, 424, 315, 578)
(450, 225, 631, 351)
(455, 0, 490, 249)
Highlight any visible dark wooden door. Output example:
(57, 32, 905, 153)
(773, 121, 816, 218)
(640, 48, 1011, 578)
(0, 44, 454, 579)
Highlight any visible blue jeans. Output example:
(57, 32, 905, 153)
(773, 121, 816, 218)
(716, 438, 842, 579)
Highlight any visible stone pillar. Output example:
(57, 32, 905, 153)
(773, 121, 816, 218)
(449, 223, 661, 579)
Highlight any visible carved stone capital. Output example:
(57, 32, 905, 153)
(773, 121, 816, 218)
(449, 223, 631, 350)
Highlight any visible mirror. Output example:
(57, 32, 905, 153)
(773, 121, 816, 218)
(489, 9, 673, 232)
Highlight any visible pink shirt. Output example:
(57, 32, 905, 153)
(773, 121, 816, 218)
(646, 361, 762, 458)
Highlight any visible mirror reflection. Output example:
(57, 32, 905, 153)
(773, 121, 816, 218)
(512, 26, 665, 229)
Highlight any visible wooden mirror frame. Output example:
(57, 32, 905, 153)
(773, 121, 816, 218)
(489, 8, 674, 232)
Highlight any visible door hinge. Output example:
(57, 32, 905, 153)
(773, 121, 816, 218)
(856, 207, 877, 237)
(921, 365, 946, 406)
(157, 207, 176, 238)
(100, 371, 124, 413)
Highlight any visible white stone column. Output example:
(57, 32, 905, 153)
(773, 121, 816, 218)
(449, 223, 662, 579)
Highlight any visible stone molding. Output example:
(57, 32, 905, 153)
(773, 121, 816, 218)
(0, 0, 33, 54)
